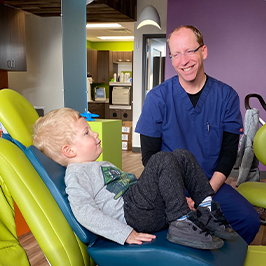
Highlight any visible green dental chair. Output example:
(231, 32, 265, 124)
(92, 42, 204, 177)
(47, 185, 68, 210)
(0, 170, 30, 266)
(0, 89, 249, 266)
(237, 94, 266, 265)
(0, 87, 33, 266)
(0, 89, 93, 266)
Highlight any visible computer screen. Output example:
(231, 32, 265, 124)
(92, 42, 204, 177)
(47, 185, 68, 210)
(95, 87, 106, 101)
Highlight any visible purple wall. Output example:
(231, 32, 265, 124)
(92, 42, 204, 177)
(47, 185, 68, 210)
(166, 0, 266, 170)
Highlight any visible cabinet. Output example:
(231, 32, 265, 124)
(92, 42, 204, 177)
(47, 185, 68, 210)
(0, 4, 27, 71)
(108, 82, 132, 121)
(113, 51, 133, 63)
(87, 50, 133, 82)
(88, 102, 109, 119)
(87, 50, 117, 83)
(97, 50, 116, 83)
(109, 108, 132, 121)
(87, 48, 97, 81)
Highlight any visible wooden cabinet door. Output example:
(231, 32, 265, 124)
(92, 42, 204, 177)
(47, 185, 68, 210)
(0, 4, 26, 71)
(97, 50, 113, 83)
(113, 51, 124, 62)
(0, 6, 10, 70)
(112, 51, 118, 63)
(9, 7, 27, 71)
(87, 48, 97, 81)
(105, 103, 110, 118)
(97, 51, 109, 83)
(88, 102, 105, 118)
(113, 51, 132, 63)
(124, 51, 133, 62)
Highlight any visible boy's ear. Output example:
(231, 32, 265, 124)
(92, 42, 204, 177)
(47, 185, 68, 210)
(62, 144, 76, 158)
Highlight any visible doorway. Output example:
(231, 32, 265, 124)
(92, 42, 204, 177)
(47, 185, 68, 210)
(142, 34, 166, 104)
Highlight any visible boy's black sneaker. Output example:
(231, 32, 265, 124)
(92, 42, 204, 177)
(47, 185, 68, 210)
(197, 201, 238, 240)
(167, 210, 224, 250)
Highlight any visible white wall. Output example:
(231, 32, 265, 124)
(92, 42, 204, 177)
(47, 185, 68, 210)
(8, 13, 64, 114)
(8, 2, 168, 146)
(132, 0, 168, 149)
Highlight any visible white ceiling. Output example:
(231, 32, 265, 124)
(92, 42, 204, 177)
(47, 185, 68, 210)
(86, 22, 134, 42)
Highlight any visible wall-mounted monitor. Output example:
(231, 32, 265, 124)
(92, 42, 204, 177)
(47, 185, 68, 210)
(94, 87, 106, 102)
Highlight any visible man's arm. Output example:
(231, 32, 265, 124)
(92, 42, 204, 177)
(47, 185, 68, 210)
(140, 134, 162, 166)
(210, 172, 227, 193)
(210, 131, 239, 192)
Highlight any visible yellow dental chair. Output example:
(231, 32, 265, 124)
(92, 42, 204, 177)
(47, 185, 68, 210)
(0, 167, 30, 266)
(0, 88, 32, 266)
(237, 94, 266, 265)
(239, 122, 266, 266)
(0, 89, 249, 266)
(0, 89, 93, 266)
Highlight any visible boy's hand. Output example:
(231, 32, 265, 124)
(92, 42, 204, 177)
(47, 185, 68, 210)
(126, 230, 156, 245)
(186, 197, 196, 211)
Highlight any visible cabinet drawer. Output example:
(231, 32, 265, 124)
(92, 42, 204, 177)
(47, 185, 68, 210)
(109, 108, 132, 121)
(88, 103, 105, 118)
(109, 109, 121, 119)
(121, 109, 132, 121)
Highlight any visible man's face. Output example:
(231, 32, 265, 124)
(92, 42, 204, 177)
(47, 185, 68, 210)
(168, 27, 207, 87)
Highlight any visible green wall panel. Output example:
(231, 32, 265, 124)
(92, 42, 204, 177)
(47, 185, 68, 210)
(87, 41, 133, 51)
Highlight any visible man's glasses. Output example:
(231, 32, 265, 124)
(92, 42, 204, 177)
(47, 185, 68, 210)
(169, 44, 204, 60)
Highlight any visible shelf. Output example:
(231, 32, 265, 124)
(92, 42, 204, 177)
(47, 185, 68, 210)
(88, 99, 109, 104)
(109, 82, 131, 87)
(109, 105, 131, 110)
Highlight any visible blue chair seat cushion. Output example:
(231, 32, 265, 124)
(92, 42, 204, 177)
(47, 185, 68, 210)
(88, 229, 247, 266)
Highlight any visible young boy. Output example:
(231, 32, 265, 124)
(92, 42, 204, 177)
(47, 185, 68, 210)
(32, 108, 237, 249)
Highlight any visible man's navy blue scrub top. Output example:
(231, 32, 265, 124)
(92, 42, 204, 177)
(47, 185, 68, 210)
(135, 75, 243, 179)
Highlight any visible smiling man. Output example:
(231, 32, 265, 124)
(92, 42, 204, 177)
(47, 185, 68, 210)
(168, 27, 207, 93)
(135, 25, 261, 244)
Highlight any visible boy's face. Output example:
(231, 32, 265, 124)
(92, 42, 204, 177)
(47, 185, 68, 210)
(71, 117, 102, 163)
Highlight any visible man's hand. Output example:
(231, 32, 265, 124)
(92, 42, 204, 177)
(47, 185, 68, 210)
(126, 230, 156, 245)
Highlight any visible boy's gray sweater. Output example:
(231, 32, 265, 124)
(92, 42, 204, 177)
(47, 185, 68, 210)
(65, 161, 133, 245)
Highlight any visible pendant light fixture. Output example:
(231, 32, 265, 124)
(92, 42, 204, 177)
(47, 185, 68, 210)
(137, 5, 161, 30)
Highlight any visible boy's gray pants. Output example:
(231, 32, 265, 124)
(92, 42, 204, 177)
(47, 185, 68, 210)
(123, 149, 214, 233)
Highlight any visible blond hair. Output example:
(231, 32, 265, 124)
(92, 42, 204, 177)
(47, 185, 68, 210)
(167, 25, 204, 53)
(32, 108, 81, 166)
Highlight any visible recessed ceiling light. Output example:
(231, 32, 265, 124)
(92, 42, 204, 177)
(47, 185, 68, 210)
(97, 36, 134, 40)
(86, 23, 122, 28)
